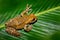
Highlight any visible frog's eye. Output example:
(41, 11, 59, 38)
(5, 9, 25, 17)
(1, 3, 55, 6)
(30, 18, 37, 24)
(32, 18, 35, 21)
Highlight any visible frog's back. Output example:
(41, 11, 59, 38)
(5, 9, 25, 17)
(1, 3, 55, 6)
(5, 15, 28, 29)
(15, 16, 28, 23)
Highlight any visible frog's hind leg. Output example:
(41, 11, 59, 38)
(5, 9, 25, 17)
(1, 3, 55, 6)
(21, 4, 32, 17)
(24, 25, 32, 32)
(6, 27, 20, 37)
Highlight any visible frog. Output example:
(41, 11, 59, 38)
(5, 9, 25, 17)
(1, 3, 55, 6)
(5, 4, 37, 37)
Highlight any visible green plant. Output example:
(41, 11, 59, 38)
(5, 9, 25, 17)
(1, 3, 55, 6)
(0, 0, 60, 40)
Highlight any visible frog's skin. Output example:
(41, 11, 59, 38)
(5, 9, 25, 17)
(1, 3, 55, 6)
(5, 4, 37, 36)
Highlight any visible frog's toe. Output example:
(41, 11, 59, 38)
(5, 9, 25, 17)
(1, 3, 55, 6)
(24, 25, 32, 32)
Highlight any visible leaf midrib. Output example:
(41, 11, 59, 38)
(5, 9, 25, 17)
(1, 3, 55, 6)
(35, 6, 60, 16)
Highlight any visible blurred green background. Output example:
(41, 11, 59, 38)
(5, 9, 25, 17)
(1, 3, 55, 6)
(0, 0, 60, 40)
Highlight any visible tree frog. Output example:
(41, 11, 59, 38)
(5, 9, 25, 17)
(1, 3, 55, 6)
(5, 4, 37, 36)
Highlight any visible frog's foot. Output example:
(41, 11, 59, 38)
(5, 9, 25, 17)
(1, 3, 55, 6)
(6, 27, 20, 37)
(21, 4, 32, 17)
(26, 4, 32, 13)
(24, 25, 32, 32)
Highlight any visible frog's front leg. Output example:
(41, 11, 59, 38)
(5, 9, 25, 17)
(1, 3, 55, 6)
(21, 4, 32, 17)
(6, 27, 20, 37)
(24, 24, 32, 32)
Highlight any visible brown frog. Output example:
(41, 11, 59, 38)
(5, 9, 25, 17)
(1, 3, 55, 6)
(5, 4, 37, 37)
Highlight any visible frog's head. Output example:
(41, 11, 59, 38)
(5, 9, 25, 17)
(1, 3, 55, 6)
(28, 14, 37, 24)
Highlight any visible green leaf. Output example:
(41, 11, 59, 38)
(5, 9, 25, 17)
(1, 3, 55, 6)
(0, 0, 60, 40)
